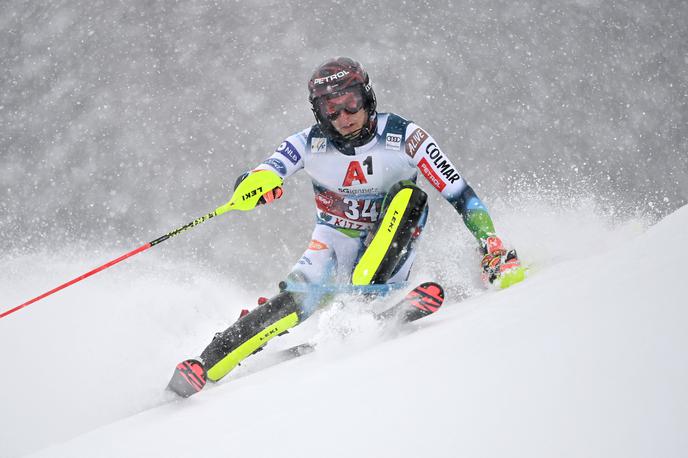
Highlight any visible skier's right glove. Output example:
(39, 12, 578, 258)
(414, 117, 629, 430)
(480, 235, 521, 286)
(234, 171, 284, 206)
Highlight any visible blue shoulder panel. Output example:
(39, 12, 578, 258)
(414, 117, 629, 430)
(306, 124, 324, 146)
(382, 113, 412, 142)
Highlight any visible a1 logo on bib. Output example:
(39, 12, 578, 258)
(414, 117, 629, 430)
(342, 161, 368, 186)
(311, 137, 327, 153)
(386, 133, 402, 150)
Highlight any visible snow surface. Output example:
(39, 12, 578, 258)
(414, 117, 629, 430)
(2, 2, 686, 456)
(1, 204, 686, 458)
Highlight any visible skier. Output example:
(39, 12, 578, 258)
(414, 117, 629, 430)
(169, 57, 523, 395)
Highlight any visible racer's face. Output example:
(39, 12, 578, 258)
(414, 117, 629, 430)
(318, 89, 367, 137)
(331, 105, 367, 137)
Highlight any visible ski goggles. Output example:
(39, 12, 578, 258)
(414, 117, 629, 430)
(317, 89, 364, 121)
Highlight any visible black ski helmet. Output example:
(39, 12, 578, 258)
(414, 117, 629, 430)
(308, 57, 377, 150)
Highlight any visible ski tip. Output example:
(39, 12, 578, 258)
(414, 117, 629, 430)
(167, 359, 207, 398)
(407, 282, 445, 314)
(496, 266, 527, 289)
(416, 282, 444, 298)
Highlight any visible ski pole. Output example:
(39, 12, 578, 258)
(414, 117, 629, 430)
(0, 171, 283, 320)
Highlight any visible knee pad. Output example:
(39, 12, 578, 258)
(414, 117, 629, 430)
(352, 181, 428, 285)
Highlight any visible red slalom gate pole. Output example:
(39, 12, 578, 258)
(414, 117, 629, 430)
(0, 210, 218, 320)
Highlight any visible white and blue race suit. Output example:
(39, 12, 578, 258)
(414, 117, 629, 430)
(251, 113, 494, 301)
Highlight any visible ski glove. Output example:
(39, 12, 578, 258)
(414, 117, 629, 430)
(480, 235, 521, 285)
(234, 171, 283, 206)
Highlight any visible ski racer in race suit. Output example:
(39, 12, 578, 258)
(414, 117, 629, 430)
(197, 58, 523, 383)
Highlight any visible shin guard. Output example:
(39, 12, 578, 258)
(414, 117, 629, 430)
(200, 291, 303, 381)
(352, 182, 427, 285)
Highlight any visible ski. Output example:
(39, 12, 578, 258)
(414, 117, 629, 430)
(166, 359, 207, 398)
(375, 280, 444, 324)
(269, 281, 444, 363)
(166, 281, 443, 398)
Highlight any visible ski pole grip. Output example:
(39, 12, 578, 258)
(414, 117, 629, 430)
(215, 170, 283, 215)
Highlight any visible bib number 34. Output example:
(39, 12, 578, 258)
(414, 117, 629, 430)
(344, 198, 379, 222)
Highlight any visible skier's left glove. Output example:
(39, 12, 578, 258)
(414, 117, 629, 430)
(480, 235, 522, 287)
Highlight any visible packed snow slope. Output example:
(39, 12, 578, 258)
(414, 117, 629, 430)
(1, 203, 687, 458)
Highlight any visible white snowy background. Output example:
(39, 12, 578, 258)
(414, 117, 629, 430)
(1, 1, 687, 457)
